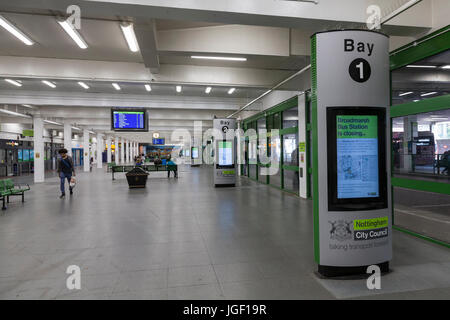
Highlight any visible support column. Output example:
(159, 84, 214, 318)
(33, 116, 45, 183)
(127, 140, 131, 163)
(106, 136, 112, 164)
(120, 137, 125, 165)
(97, 133, 103, 169)
(63, 120, 72, 156)
(83, 129, 90, 172)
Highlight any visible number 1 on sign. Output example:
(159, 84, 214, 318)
(356, 62, 364, 80)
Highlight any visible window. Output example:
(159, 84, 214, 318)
(283, 133, 298, 166)
(283, 106, 298, 129)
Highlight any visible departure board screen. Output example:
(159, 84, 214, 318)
(191, 147, 199, 159)
(327, 107, 387, 211)
(336, 115, 379, 199)
(218, 141, 233, 166)
(111, 109, 148, 131)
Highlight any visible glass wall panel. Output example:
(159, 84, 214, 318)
(284, 169, 299, 194)
(283, 133, 299, 166)
(392, 108, 450, 181)
(283, 106, 298, 129)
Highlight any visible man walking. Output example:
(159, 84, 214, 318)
(57, 148, 76, 198)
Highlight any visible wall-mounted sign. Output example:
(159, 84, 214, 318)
(22, 130, 34, 137)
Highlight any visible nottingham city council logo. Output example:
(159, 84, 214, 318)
(329, 220, 352, 241)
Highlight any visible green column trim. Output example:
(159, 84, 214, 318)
(392, 177, 450, 195)
(390, 94, 450, 118)
(390, 25, 450, 70)
(311, 35, 320, 264)
(282, 165, 299, 171)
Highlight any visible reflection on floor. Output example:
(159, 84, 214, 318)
(394, 187, 450, 244)
(0, 166, 449, 299)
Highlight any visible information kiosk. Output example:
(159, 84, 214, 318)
(311, 30, 392, 277)
(213, 118, 236, 187)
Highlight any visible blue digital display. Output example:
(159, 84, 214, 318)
(152, 138, 165, 145)
(18, 149, 23, 162)
(113, 111, 145, 129)
(23, 149, 30, 161)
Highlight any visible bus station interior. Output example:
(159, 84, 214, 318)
(0, 0, 449, 300)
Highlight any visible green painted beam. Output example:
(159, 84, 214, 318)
(390, 94, 450, 118)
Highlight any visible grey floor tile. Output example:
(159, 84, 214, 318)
(168, 265, 218, 288)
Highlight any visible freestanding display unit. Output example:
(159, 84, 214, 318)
(311, 30, 392, 277)
(213, 118, 236, 187)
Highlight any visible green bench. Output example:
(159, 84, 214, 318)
(111, 164, 177, 180)
(0, 179, 30, 210)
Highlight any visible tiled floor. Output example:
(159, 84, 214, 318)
(0, 166, 449, 299)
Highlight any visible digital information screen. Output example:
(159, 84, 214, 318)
(113, 111, 145, 130)
(191, 147, 199, 159)
(218, 141, 233, 166)
(152, 138, 165, 145)
(30, 149, 34, 161)
(336, 115, 379, 199)
(18, 149, 23, 162)
(23, 149, 30, 161)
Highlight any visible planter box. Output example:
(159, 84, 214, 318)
(125, 167, 149, 188)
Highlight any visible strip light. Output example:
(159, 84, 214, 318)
(442, 65, 450, 69)
(205, 87, 212, 94)
(228, 88, 236, 94)
(145, 84, 151, 92)
(0, 15, 34, 46)
(44, 120, 63, 126)
(120, 23, 139, 52)
(42, 80, 56, 88)
(112, 83, 121, 90)
(421, 92, 437, 97)
(72, 126, 81, 131)
(78, 81, 89, 89)
(57, 19, 88, 49)
(22, 104, 34, 108)
(176, 85, 182, 93)
(191, 56, 247, 61)
(5, 79, 22, 87)
(406, 65, 437, 68)
(0, 108, 31, 118)
(399, 91, 413, 96)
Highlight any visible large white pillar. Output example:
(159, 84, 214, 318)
(127, 140, 131, 163)
(83, 129, 90, 172)
(120, 137, 125, 165)
(33, 116, 45, 183)
(106, 136, 112, 164)
(63, 120, 72, 156)
(97, 133, 103, 169)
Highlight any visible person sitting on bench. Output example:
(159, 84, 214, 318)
(167, 157, 178, 178)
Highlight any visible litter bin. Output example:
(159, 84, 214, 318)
(125, 167, 149, 188)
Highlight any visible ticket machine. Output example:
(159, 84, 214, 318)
(213, 118, 236, 187)
(311, 30, 392, 277)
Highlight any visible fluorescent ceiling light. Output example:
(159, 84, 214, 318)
(44, 120, 62, 126)
(145, 84, 151, 92)
(421, 92, 437, 97)
(442, 65, 450, 69)
(0, 15, 34, 46)
(228, 88, 236, 94)
(399, 91, 413, 96)
(112, 83, 121, 90)
(191, 56, 247, 61)
(5, 79, 22, 87)
(0, 108, 31, 118)
(406, 65, 437, 68)
(57, 19, 88, 49)
(176, 85, 182, 93)
(120, 23, 139, 52)
(413, 100, 420, 102)
(42, 80, 56, 88)
(78, 81, 89, 89)
(205, 87, 212, 94)
(71, 126, 81, 131)
(22, 104, 34, 108)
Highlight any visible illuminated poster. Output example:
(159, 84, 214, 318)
(30, 149, 34, 161)
(18, 149, 23, 162)
(336, 115, 379, 199)
(191, 147, 199, 159)
(23, 149, 30, 161)
(218, 141, 233, 166)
